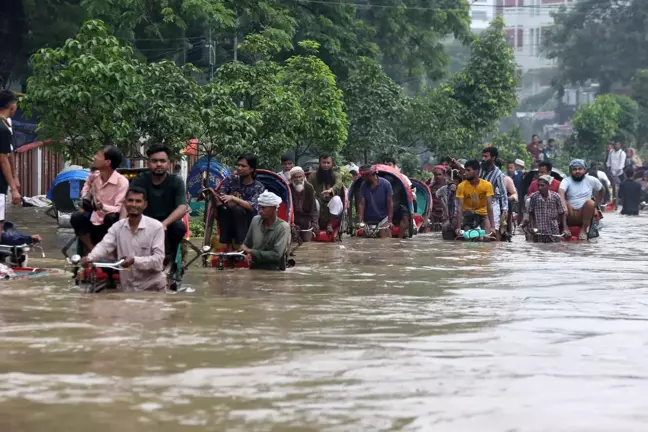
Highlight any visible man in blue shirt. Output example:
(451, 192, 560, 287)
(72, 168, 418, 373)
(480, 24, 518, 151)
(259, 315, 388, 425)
(357, 165, 410, 238)
(209, 154, 265, 251)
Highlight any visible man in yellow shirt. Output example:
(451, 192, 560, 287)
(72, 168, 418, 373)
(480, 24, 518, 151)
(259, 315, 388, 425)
(455, 159, 495, 235)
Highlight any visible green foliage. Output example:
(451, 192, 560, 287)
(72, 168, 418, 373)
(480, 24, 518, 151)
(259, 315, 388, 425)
(543, 0, 648, 93)
(570, 95, 621, 162)
(23, 20, 199, 160)
(397, 151, 421, 177)
(23, 20, 142, 160)
(630, 69, 648, 146)
(342, 57, 404, 163)
(282, 44, 348, 161)
(491, 127, 529, 166)
(7, 0, 473, 90)
(193, 79, 261, 166)
(189, 211, 206, 238)
(449, 16, 518, 143)
(609, 95, 639, 144)
(390, 17, 518, 159)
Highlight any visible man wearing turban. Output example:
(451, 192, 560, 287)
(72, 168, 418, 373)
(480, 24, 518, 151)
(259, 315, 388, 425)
(241, 191, 291, 270)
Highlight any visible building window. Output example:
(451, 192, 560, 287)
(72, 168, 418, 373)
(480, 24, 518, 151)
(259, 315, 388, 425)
(530, 28, 535, 55)
(471, 10, 489, 21)
(517, 28, 524, 49)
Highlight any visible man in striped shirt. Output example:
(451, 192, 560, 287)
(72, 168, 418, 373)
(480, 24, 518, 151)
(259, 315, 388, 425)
(480, 146, 508, 240)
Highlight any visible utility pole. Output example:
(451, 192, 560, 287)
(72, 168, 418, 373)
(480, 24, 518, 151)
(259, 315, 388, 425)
(208, 28, 214, 81)
(234, 33, 238, 61)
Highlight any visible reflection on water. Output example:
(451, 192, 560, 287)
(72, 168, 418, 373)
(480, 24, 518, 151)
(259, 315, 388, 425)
(1, 207, 648, 431)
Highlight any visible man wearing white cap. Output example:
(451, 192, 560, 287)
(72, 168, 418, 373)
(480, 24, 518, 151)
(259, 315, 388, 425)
(241, 191, 291, 270)
(289, 166, 319, 242)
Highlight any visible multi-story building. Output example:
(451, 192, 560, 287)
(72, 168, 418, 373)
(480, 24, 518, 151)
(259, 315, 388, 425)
(469, 0, 498, 32)
(497, 0, 573, 99)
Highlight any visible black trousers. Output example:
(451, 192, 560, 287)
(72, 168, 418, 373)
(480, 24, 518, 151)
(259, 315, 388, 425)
(165, 219, 187, 259)
(217, 205, 253, 245)
(70, 212, 120, 246)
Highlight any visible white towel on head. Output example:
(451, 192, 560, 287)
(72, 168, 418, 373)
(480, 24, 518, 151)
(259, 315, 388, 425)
(258, 191, 282, 207)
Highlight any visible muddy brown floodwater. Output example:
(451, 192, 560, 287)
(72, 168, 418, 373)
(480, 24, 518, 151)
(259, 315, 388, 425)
(0, 207, 647, 431)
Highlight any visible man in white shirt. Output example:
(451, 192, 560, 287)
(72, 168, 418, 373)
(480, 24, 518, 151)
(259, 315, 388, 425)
(559, 159, 604, 240)
(589, 163, 610, 205)
(277, 154, 294, 183)
(607, 141, 626, 192)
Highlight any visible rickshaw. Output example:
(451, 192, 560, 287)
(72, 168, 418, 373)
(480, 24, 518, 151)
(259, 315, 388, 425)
(62, 167, 201, 292)
(312, 187, 348, 242)
(520, 167, 601, 242)
(410, 178, 433, 233)
(201, 169, 294, 270)
(347, 164, 416, 238)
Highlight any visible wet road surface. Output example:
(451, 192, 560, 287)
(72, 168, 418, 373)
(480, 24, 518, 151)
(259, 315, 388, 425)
(0, 207, 647, 431)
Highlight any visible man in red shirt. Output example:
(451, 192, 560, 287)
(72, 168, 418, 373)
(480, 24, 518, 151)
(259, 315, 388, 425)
(526, 135, 542, 162)
(527, 161, 560, 195)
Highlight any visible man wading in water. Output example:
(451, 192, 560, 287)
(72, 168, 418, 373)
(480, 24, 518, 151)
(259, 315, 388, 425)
(559, 159, 604, 240)
(241, 191, 291, 270)
(528, 175, 569, 243)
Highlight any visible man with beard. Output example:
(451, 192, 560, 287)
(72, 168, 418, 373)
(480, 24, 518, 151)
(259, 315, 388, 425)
(308, 154, 344, 234)
(288, 166, 318, 242)
(559, 159, 604, 240)
(527, 161, 560, 195)
(82, 187, 166, 292)
(456, 160, 494, 236)
(429, 165, 447, 227)
(208, 154, 265, 251)
(480, 147, 508, 240)
(130, 145, 188, 262)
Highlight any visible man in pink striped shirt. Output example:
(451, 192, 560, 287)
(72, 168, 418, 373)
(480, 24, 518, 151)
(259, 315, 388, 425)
(71, 146, 129, 252)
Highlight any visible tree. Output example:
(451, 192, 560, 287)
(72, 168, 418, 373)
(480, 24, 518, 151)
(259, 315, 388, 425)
(358, 0, 472, 88)
(23, 20, 141, 160)
(609, 94, 638, 145)
(135, 60, 201, 152)
(214, 34, 301, 166)
(23, 20, 198, 160)
(449, 16, 518, 143)
(390, 16, 517, 159)
(342, 57, 404, 163)
(491, 126, 529, 167)
(1, 0, 86, 89)
(630, 70, 648, 147)
(543, 0, 648, 93)
(282, 41, 348, 161)
(570, 95, 621, 162)
(193, 80, 261, 166)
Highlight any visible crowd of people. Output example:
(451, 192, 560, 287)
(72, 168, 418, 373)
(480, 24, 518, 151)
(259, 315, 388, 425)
(2, 87, 648, 291)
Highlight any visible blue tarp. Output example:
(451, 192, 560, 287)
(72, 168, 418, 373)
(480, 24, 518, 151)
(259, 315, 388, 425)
(46, 170, 89, 200)
(186, 157, 230, 197)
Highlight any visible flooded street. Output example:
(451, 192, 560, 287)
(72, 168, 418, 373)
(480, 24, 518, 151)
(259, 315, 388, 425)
(1, 207, 647, 431)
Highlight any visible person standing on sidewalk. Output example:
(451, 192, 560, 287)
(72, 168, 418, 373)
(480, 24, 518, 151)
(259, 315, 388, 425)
(0, 90, 21, 235)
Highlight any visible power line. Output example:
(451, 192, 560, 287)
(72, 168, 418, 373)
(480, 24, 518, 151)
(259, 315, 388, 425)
(291, 0, 573, 11)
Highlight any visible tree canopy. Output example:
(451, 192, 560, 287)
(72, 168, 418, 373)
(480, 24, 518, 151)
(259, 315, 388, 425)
(4, 0, 472, 90)
(543, 0, 648, 93)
